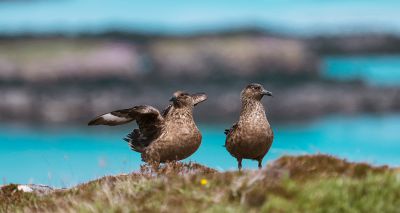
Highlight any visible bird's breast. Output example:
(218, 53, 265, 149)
(162, 115, 200, 140)
(146, 118, 201, 162)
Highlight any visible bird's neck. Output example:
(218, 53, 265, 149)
(240, 99, 267, 122)
(167, 106, 194, 121)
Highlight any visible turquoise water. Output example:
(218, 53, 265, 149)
(1, 0, 400, 35)
(1, 114, 400, 187)
(323, 55, 400, 86)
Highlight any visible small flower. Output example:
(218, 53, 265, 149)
(200, 178, 208, 186)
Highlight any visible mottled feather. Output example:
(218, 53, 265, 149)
(225, 83, 274, 170)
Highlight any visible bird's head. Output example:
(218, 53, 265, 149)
(241, 83, 272, 101)
(169, 91, 207, 108)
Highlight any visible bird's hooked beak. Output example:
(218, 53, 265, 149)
(261, 89, 273, 97)
(169, 96, 177, 102)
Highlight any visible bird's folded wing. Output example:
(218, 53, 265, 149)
(88, 105, 163, 126)
(224, 123, 238, 135)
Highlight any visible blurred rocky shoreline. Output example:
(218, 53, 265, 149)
(0, 31, 400, 124)
(1, 80, 400, 124)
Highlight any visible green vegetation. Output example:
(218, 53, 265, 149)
(1, 155, 399, 213)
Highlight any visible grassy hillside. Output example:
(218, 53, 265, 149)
(1, 155, 399, 213)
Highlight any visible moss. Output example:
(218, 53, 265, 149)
(270, 154, 389, 180)
(262, 174, 400, 213)
(1, 155, 397, 213)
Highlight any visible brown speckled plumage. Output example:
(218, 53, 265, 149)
(88, 91, 207, 164)
(225, 83, 274, 170)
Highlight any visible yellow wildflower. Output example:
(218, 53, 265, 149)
(200, 178, 208, 186)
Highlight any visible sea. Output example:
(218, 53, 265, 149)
(1, 113, 400, 187)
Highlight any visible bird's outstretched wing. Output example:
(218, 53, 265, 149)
(161, 104, 173, 117)
(88, 108, 134, 126)
(88, 105, 162, 126)
(88, 105, 164, 152)
(191, 93, 207, 106)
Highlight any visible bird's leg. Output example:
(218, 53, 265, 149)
(237, 158, 242, 171)
(148, 160, 160, 174)
(257, 159, 263, 169)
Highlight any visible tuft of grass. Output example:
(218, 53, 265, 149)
(1, 155, 398, 213)
(270, 154, 390, 180)
(262, 174, 400, 213)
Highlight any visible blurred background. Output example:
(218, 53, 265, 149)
(1, 0, 400, 187)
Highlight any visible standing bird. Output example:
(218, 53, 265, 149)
(225, 83, 274, 170)
(88, 91, 207, 164)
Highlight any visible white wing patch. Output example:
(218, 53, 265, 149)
(102, 113, 131, 123)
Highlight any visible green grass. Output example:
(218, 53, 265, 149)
(1, 155, 399, 213)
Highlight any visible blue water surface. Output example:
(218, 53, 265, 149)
(323, 55, 400, 86)
(1, 114, 400, 187)
(1, 0, 400, 35)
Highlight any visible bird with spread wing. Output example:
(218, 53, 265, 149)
(88, 91, 207, 164)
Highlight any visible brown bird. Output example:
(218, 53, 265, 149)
(88, 91, 207, 164)
(225, 83, 274, 170)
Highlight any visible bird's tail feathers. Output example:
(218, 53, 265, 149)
(124, 130, 145, 153)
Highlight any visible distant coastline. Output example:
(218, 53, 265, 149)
(1, 30, 400, 124)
